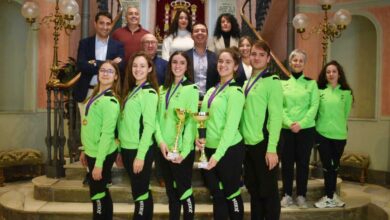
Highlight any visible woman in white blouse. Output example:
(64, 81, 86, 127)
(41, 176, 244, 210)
(162, 9, 194, 61)
(236, 36, 253, 86)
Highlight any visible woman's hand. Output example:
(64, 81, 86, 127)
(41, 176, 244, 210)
(79, 151, 87, 167)
(290, 122, 301, 133)
(160, 142, 169, 160)
(133, 158, 145, 174)
(171, 154, 184, 164)
(265, 152, 279, 170)
(92, 166, 103, 181)
(206, 156, 218, 170)
(195, 138, 205, 151)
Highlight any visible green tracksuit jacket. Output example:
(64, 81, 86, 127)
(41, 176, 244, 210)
(118, 84, 158, 160)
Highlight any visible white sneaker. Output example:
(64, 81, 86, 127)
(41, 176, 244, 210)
(296, 195, 308, 209)
(314, 196, 337, 208)
(280, 194, 293, 207)
(333, 193, 346, 207)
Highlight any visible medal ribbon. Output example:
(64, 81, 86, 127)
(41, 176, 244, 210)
(165, 78, 184, 110)
(85, 88, 110, 116)
(123, 81, 147, 108)
(207, 79, 233, 109)
(244, 69, 268, 97)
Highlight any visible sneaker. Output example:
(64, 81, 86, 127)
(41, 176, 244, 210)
(314, 196, 337, 208)
(333, 193, 346, 207)
(280, 194, 293, 207)
(296, 195, 308, 209)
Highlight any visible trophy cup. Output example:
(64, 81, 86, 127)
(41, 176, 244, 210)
(167, 108, 187, 160)
(192, 112, 209, 169)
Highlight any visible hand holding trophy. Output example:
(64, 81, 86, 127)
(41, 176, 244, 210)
(192, 112, 209, 169)
(167, 108, 187, 160)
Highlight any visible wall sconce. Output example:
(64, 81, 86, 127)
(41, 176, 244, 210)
(292, 0, 352, 66)
(21, 0, 81, 86)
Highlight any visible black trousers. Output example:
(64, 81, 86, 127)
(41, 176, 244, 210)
(244, 140, 280, 220)
(203, 142, 245, 220)
(159, 150, 195, 220)
(280, 128, 314, 197)
(316, 133, 346, 198)
(121, 148, 154, 220)
(86, 151, 117, 220)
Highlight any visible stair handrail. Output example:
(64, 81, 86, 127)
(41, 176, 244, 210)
(241, 1, 290, 76)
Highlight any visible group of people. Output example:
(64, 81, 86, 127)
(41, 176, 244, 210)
(74, 6, 354, 220)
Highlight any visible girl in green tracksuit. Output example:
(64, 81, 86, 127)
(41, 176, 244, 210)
(280, 49, 319, 208)
(240, 40, 283, 219)
(197, 48, 245, 220)
(79, 60, 121, 220)
(155, 51, 199, 220)
(314, 60, 353, 209)
(117, 51, 159, 219)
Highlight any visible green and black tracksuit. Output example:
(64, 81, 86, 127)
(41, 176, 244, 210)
(118, 83, 158, 220)
(316, 84, 352, 198)
(201, 79, 245, 220)
(81, 90, 120, 220)
(155, 78, 199, 220)
(280, 72, 319, 197)
(240, 70, 283, 219)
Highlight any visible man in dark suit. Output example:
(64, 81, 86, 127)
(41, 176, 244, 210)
(141, 33, 167, 85)
(73, 11, 125, 105)
(186, 22, 219, 99)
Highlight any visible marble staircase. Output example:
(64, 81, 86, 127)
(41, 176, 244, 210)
(0, 161, 387, 220)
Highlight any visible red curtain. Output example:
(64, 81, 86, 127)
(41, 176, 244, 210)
(155, 0, 205, 42)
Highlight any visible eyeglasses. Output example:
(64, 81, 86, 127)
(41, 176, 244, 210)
(99, 68, 115, 74)
(143, 41, 157, 45)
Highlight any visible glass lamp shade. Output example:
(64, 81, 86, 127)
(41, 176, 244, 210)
(59, 0, 79, 16)
(69, 13, 81, 26)
(21, 2, 40, 19)
(334, 9, 352, 26)
(292, 13, 309, 30)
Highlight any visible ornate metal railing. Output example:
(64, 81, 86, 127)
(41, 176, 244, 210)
(46, 73, 81, 178)
(240, 0, 290, 77)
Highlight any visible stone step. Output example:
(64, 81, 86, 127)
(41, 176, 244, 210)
(0, 185, 382, 220)
(33, 175, 340, 203)
(64, 161, 318, 187)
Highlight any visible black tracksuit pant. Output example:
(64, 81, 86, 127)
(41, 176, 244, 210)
(316, 133, 346, 198)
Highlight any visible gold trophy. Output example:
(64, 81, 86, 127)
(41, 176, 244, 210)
(167, 108, 187, 160)
(192, 112, 209, 169)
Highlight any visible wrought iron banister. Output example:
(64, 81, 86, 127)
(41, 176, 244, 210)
(241, 0, 290, 77)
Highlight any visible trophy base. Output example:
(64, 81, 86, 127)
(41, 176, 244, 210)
(197, 161, 208, 169)
(167, 152, 179, 160)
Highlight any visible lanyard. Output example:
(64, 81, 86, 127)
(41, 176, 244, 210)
(123, 81, 147, 107)
(85, 88, 110, 116)
(207, 79, 232, 109)
(244, 69, 268, 97)
(165, 78, 184, 110)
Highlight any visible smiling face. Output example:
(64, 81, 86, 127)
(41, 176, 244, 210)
(239, 38, 252, 58)
(132, 56, 152, 84)
(178, 11, 189, 30)
(95, 15, 112, 39)
(326, 64, 340, 86)
(250, 46, 270, 71)
(171, 54, 188, 80)
(98, 62, 118, 87)
(220, 16, 232, 33)
(289, 53, 306, 73)
(192, 24, 208, 45)
(217, 51, 238, 79)
(141, 34, 158, 58)
(126, 7, 140, 26)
